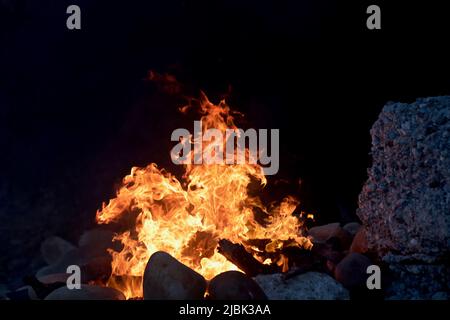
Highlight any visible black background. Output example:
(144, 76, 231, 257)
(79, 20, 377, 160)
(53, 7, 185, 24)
(1, 1, 449, 286)
(1, 300, 448, 317)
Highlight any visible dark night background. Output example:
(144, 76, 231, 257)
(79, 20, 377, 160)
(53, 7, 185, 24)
(0, 0, 449, 288)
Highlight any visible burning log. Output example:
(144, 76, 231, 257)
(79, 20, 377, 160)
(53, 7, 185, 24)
(218, 238, 330, 279)
(217, 239, 279, 277)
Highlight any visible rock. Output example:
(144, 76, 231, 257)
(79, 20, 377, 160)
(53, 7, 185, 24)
(385, 262, 450, 300)
(40, 236, 77, 265)
(334, 253, 372, 289)
(343, 222, 361, 237)
(254, 272, 349, 300)
(37, 273, 70, 284)
(357, 96, 450, 298)
(143, 251, 207, 300)
(36, 248, 112, 283)
(4, 286, 39, 301)
(45, 285, 125, 300)
(5, 286, 38, 300)
(308, 222, 340, 242)
(36, 248, 82, 277)
(350, 228, 368, 254)
(17, 286, 39, 300)
(357, 96, 450, 262)
(310, 242, 345, 274)
(208, 271, 267, 300)
(308, 223, 352, 250)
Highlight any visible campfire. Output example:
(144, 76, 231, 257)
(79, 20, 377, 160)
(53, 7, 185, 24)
(3, 95, 445, 301)
(95, 94, 313, 299)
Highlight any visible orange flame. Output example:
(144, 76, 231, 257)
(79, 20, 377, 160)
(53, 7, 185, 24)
(96, 94, 312, 299)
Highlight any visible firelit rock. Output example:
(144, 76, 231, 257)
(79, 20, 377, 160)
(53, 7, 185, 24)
(143, 251, 207, 300)
(334, 253, 372, 289)
(357, 96, 450, 262)
(45, 285, 125, 300)
(350, 228, 368, 254)
(307, 223, 340, 242)
(208, 271, 267, 300)
(357, 96, 450, 298)
(308, 222, 352, 250)
(254, 272, 349, 300)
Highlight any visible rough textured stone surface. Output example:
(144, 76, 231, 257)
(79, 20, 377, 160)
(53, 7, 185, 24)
(385, 262, 450, 300)
(357, 96, 450, 262)
(357, 96, 450, 299)
(45, 285, 125, 300)
(143, 251, 207, 300)
(334, 253, 372, 289)
(208, 271, 267, 300)
(254, 272, 349, 300)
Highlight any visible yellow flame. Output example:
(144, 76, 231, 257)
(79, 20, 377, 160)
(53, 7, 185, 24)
(96, 94, 311, 299)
